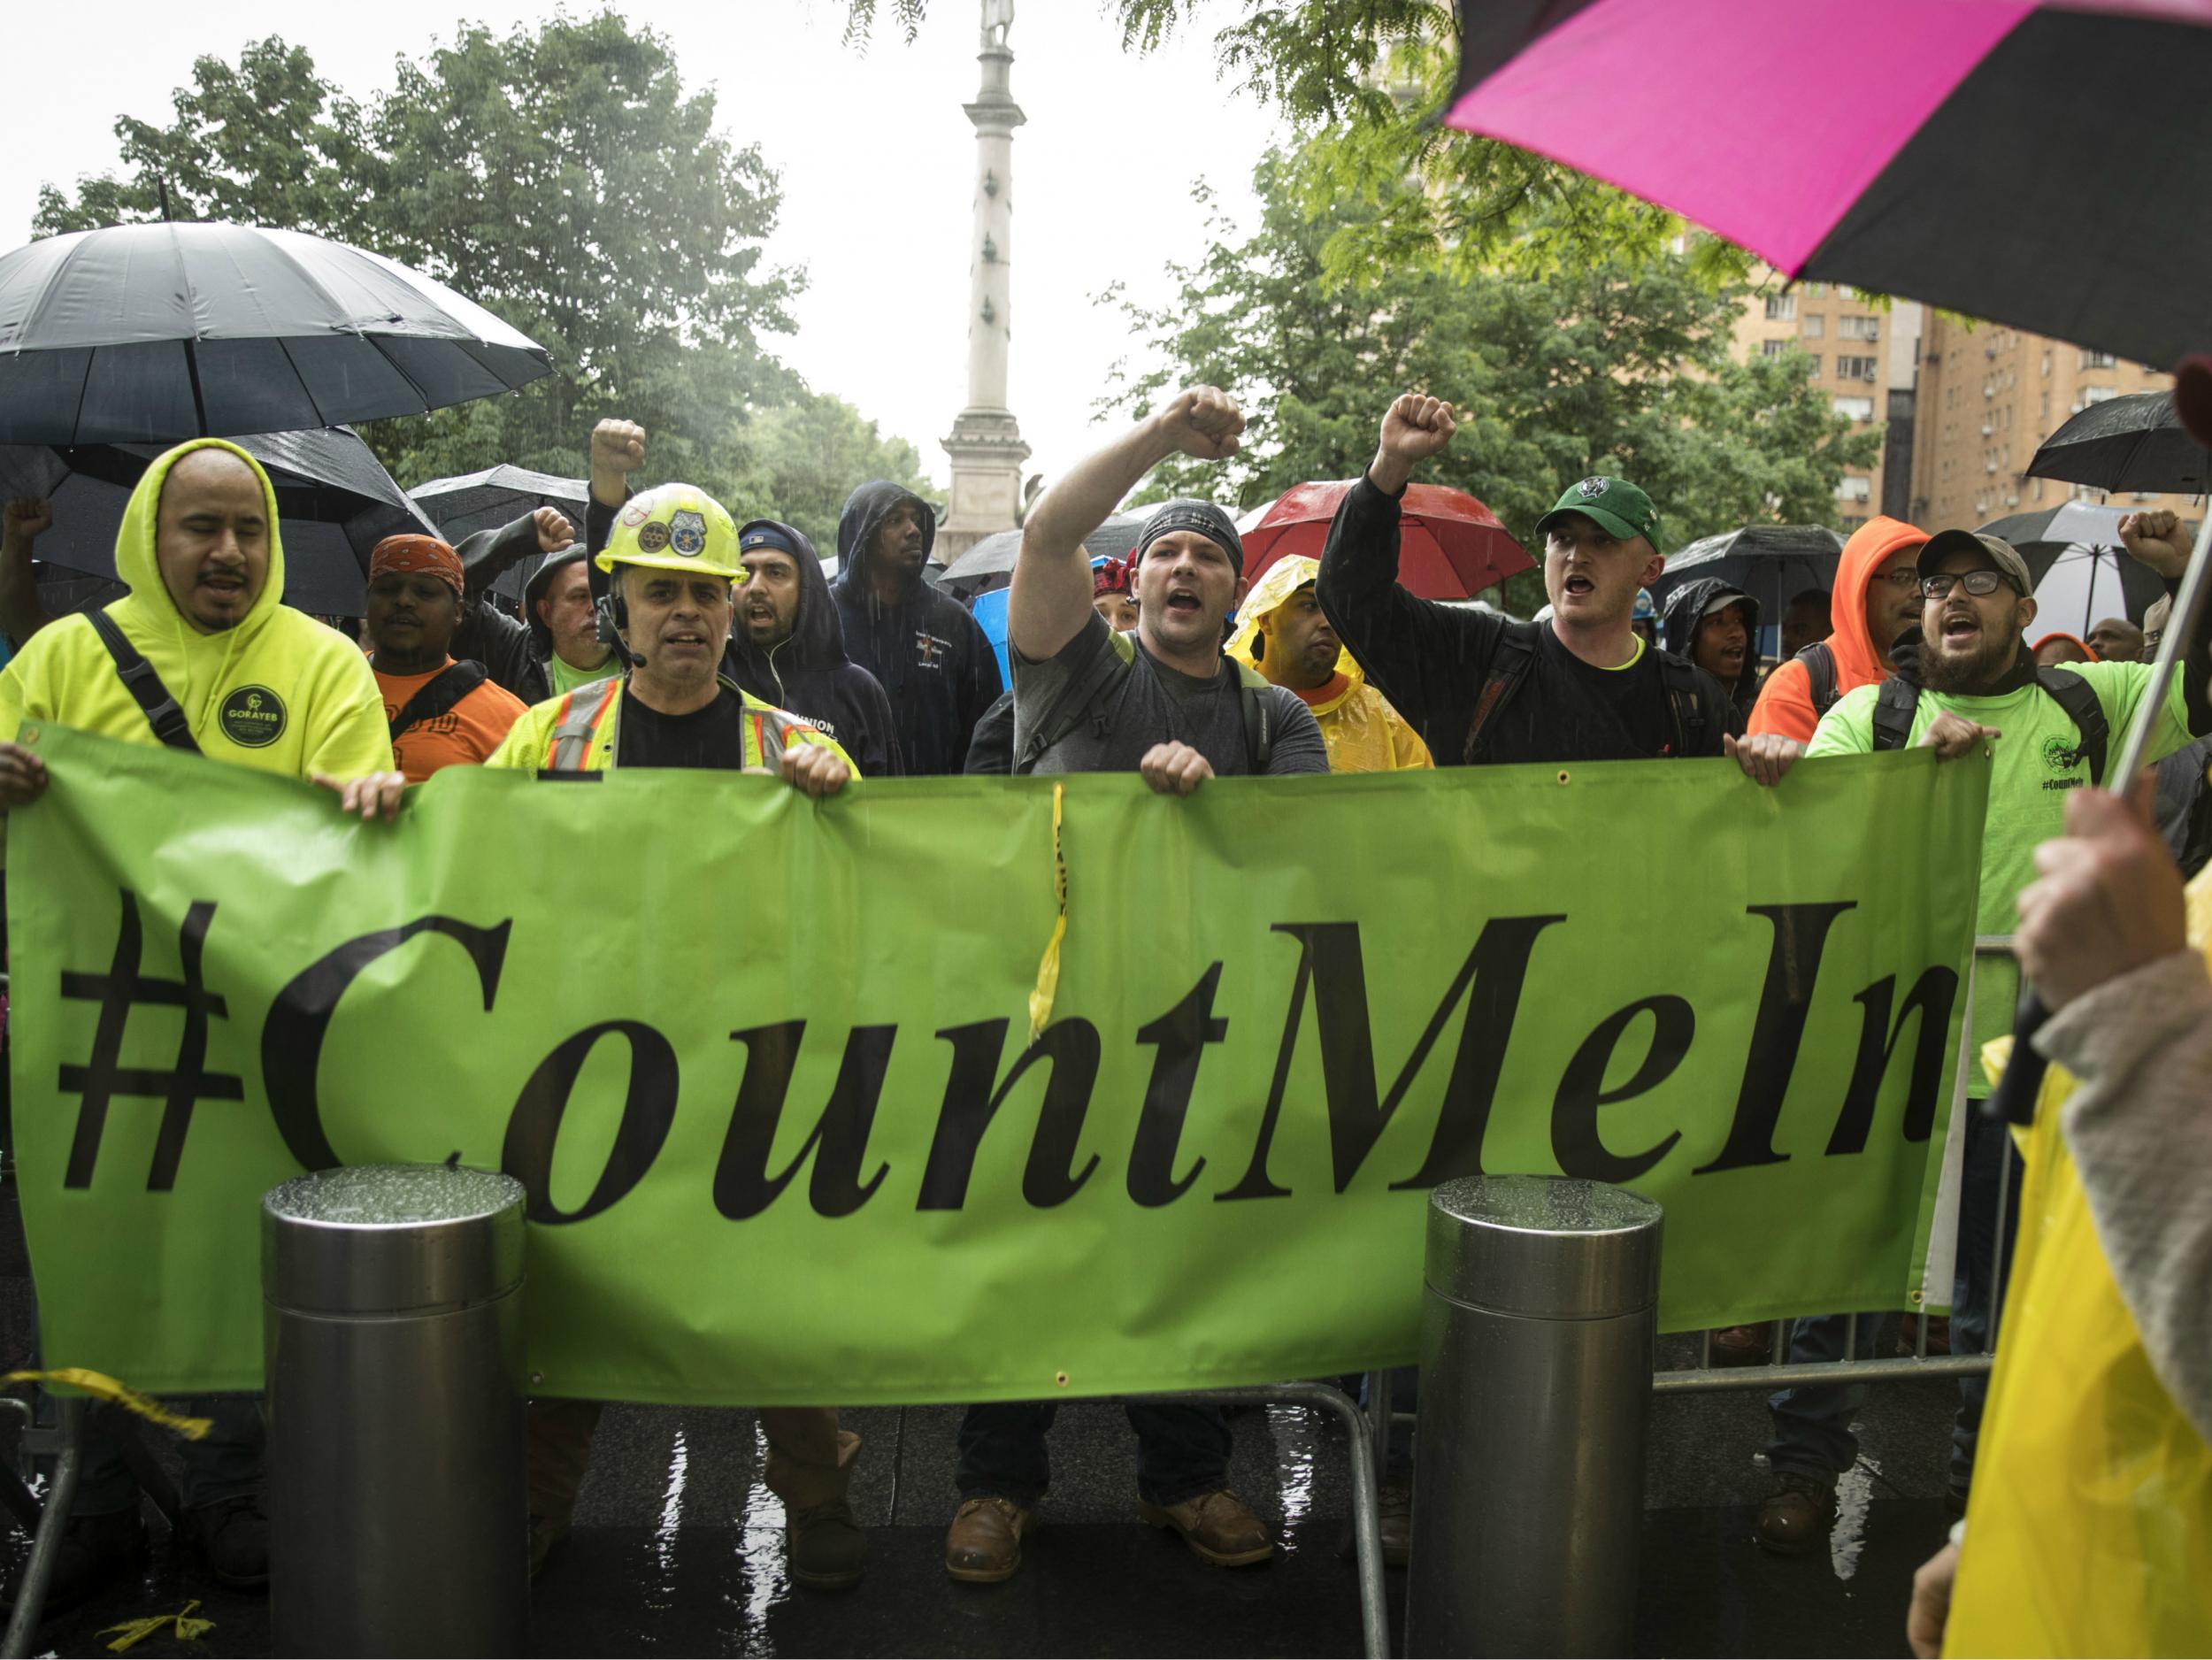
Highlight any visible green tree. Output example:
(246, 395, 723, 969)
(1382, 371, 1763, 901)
(726, 389, 941, 558)
(1106, 153, 1879, 609)
(33, 19, 810, 503)
(844, 1, 1740, 291)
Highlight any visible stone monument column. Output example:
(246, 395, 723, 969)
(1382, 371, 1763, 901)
(937, 0, 1032, 562)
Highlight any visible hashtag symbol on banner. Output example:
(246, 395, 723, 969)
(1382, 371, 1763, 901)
(58, 890, 242, 1192)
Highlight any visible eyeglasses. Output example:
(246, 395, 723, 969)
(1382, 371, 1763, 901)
(1921, 570, 2016, 600)
(1875, 567, 1924, 590)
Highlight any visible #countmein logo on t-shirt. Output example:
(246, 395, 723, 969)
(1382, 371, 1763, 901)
(2040, 733, 2087, 788)
(218, 686, 287, 748)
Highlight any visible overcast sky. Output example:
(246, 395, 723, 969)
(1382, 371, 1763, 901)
(2, 0, 1285, 492)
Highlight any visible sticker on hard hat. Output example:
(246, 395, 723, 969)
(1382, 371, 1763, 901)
(620, 501, 651, 527)
(636, 521, 671, 553)
(670, 511, 708, 557)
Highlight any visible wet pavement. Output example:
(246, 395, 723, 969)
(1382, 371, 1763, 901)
(0, 1187, 1955, 1656)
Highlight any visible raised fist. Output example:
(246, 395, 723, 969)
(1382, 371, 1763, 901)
(2, 496, 53, 546)
(589, 419, 646, 505)
(2118, 507, 2192, 579)
(1379, 394, 1457, 466)
(533, 506, 576, 553)
(1156, 387, 1245, 463)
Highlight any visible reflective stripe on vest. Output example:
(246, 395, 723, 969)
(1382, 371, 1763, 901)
(549, 677, 623, 771)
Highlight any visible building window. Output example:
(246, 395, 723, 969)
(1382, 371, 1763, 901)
(2080, 349, 2117, 369)
(1837, 475, 1873, 503)
(1761, 338, 1790, 357)
(1837, 355, 1879, 382)
(1832, 395, 1876, 422)
(1801, 315, 1825, 340)
(2042, 350, 2052, 376)
(1802, 282, 1827, 298)
(2083, 385, 2118, 403)
(1804, 355, 1821, 376)
(1764, 293, 1797, 320)
(1838, 315, 1880, 342)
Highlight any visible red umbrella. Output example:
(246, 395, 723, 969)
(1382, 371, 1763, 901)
(1240, 480, 1530, 600)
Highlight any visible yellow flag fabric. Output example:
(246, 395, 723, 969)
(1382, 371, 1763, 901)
(1947, 872, 2212, 1657)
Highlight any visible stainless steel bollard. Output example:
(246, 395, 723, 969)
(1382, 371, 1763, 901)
(264, 1164, 528, 1657)
(1406, 1174, 1663, 1658)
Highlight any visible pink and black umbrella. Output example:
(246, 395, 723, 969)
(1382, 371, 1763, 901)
(1240, 480, 1531, 600)
(1448, 0, 2212, 367)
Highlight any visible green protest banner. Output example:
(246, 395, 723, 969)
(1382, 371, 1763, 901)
(7, 724, 1988, 1404)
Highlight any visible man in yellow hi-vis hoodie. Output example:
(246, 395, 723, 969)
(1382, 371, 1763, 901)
(0, 439, 389, 1614)
(0, 438, 393, 819)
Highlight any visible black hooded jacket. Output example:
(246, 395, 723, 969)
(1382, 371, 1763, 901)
(726, 519, 900, 779)
(1660, 577, 1763, 720)
(449, 512, 557, 705)
(832, 481, 1002, 776)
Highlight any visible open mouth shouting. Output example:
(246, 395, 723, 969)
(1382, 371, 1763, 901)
(660, 627, 714, 653)
(1559, 571, 1597, 603)
(1164, 584, 1203, 616)
(1938, 607, 1981, 649)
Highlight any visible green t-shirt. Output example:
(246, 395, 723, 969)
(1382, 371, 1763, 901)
(547, 650, 621, 697)
(1807, 660, 2195, 1089)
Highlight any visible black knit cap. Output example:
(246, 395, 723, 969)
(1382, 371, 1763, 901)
(1135, 499, 1243, 565)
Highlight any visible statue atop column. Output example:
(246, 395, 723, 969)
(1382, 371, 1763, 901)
(983, 0, 1013, 49)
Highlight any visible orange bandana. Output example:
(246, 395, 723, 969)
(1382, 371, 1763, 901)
(370, 534, 465, 596)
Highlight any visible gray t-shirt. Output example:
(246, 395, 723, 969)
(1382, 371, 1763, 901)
(1011, 612, 1328, 776)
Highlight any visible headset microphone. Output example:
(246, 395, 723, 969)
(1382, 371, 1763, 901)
(595, 590, 642, 670)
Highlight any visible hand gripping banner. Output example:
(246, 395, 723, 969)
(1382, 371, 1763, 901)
(6, 724, 1990, 1403)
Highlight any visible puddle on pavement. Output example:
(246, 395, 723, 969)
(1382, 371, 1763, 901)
(1829, 1456, 1879, 1581)
(726, 1416, 789, 1653)
(1263, 1403, 1321, 1556)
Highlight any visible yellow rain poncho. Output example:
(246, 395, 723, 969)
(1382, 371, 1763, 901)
(1227, 557, 1431, 775)
(1947, 867, 2212, 1656)
(0, 439, 390, 782)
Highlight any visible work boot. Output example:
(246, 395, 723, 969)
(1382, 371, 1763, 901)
(180, 1495, 270, 1589)
(946, 1495, 1030, 1584)
(1378, 1479, 1412, 1569)
(0, 1506, 148, 1619)
(787, 1499, 864, 1592)
(1138, 1489, 1274, 1568)
(1899, 1314, 1953, 1356)
(1709, 1326, 1771, 1366)
(1755, 1475, 1836, 1556)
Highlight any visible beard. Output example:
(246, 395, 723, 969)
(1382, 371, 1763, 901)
(1921, 630, 2016, 694)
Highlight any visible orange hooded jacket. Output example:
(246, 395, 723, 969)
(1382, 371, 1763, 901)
(1747, 515, 1928, 742)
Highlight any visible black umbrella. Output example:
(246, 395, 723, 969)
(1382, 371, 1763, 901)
(409, 465, 588, 609)
(2025, 389, 2210, 496)
(1648, 525, 1845, 658)
(938, 510, 1156, 599)
(1978, 503, 2173, 629)
(0, 222, 553, 446)
(0, 427, 439, 615)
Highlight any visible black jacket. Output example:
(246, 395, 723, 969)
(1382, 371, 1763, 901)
(449, 512, 555, 706)
(832, 481, 1003, 776)
(1317, 473, 1739, 765)
(1659, 576, 1763, 721)
(726, 519, 901, 779)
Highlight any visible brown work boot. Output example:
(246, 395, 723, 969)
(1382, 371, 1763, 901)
(1709, 1325, 1771, 1366)
(1899, 1314, 1953, 1356)
(1755, 1475, 1837, 1556)
(946, 1495, 1031, 1584)
(1138, 1489, 1274, 1568)
(787, 1499, 864, 1592)
(1378, 1479, 1412, 1569)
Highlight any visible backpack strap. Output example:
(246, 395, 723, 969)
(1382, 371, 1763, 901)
(1233, 661, 1275, 773)
(1656, 652, 1709, 757)
(388, 661, 489, 741)
(2034, 666, 2108, 786)
(1871, 676, 1921, 751)
(1012, 627, 1137, 775)
(83, 610, 201, 754)
(548, 675, 623, 771)
(1460, 629, 1539, 765)
(1796, 641, 1839, 717)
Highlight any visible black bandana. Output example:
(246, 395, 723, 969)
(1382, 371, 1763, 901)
(1135, 499, 1242, 566)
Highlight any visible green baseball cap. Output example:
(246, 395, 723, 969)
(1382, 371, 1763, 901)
(1533, 476, 1663, 551)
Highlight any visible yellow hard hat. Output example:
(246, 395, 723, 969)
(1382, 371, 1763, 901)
(596, 483, 741, 581)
